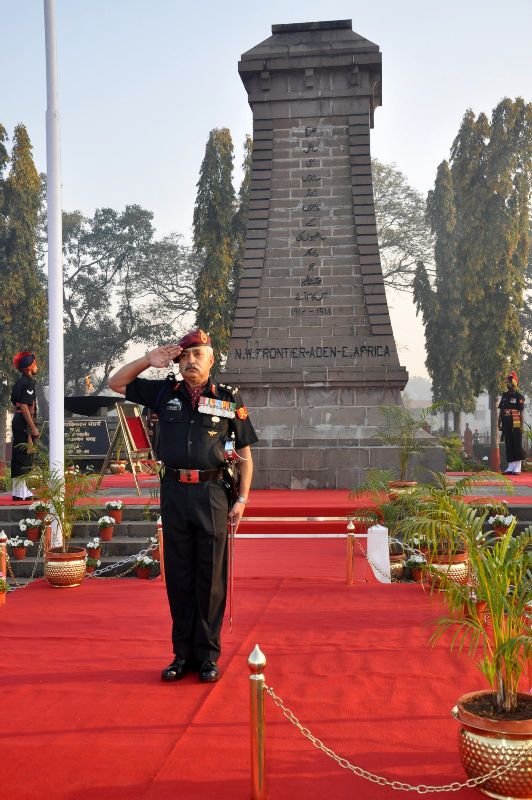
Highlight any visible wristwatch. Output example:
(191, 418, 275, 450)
(237, 495, 247, 504)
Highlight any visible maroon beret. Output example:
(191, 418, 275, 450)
(177, 329, 212, 351)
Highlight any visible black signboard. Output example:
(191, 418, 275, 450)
(40, 419, 111, 459)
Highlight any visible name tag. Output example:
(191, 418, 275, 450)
(198, 397, 235, 419)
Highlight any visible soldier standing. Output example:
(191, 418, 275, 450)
(10, 351, 39, 501)
(108, 330, 258, 683)
(498, 371, 526, 475)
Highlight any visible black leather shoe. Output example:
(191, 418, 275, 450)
(161, 657, 192, 682)
(199, 660, 220, 683)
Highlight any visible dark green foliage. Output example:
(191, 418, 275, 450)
(231, 135, 252, 315)
(61, 205, 178, 393)
(193, 128, 236, 367)
(415, 99, 531, 439)
(0, 123, 47, 412)
(414, 160, 475, 416)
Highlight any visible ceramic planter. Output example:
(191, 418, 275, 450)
(425, 550, 470, 586)
(452, 691, 532, 799)
(389, 552, 405, 581)
(107, 509, 123, 524)
(99, 526, 114, 542)
(11, 547, 27, 561)
(44, 546, 87, 588)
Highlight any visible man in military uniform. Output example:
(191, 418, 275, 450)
(108, 330, 258, 683)
(10, 351, 40, 501)
(498, 371, 526, 475)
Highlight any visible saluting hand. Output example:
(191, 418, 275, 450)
(147, 344, 183, 368)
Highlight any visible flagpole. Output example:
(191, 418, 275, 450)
(44, 0, 64, 539)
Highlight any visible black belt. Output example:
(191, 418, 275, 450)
(166, 467, 223, 484)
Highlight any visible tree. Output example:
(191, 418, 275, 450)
(518, 218, 532, 397)
(193, 128, 236, 367)
(455, 100, 531, 448)
(61, 205, 173, 394)
(130, 232, 201, 329)
(231, 134, 253, 314)
(372, 159, 434, 291)
(414, 160, 475, 433)
(414, 100, 531, 449)
(0, 124, 47, 462)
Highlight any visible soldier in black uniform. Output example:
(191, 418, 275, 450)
(10, 351, 40, 501)
(108, 330, 258, 683)
(498, 370, 526, 475)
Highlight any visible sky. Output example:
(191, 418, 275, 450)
(1, 0, 531, 380)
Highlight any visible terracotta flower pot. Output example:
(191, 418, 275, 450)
(452, 691, 532, 799)
(87, 547, 101, 560)
(99, 526, 114, 542)
(136, 566, 151, 579)
(411, 566, 425, 583)
(12, 547, 27, 560)
(85, 565, 96, 574)
(493, 526, 509, 537)
(26, 527, 41, 542)
(107, 509, 123, 524)
(35, 510, 47, 522)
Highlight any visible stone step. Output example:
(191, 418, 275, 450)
(0, 504, 160, 523)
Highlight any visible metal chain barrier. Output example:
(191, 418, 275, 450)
(264, 684, 531, 793)
(7, 540, 159, 587)
(87, 543, 159, 579)
(352, 530, 426, 586)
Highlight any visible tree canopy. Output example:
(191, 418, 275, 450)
(61, 205, 198, 393)
(414, 98, 531, 437)
(372, 158, 434, 291)
(193, 128, 236, 367)
(0, 124, 47, 444)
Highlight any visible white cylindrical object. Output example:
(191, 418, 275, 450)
(44, 0, 65, 543)
(367, 524, 391, 583)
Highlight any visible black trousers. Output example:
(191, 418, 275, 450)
(160, 475, 229, 663)
(10, 413, 34, 478)
(502, 420, 525, 463)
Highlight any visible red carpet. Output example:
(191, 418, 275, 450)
(2, 539, 523, 800)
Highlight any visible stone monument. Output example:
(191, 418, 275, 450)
(222, 20, 442, 488)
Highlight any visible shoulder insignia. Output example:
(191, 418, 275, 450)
(218, 382, 240, 396)
(236, 406, 248, 420)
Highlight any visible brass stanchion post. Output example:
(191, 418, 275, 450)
(248, 644, 267, 800)
(346, 519, 355, 585)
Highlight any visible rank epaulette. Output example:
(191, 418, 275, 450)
(218, 382, 239, 396)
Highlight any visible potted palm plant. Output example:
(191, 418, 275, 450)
(28, 465, 96, 588)
(350, 468, 422, 580)
(374, 404, 436, 488)
(397, 472, 512, 586)
(430, 520, 531, 799)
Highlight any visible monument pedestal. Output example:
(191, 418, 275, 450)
(223, 20, 444, 487)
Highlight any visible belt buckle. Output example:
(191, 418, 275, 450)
(181, 469, 200, 483)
